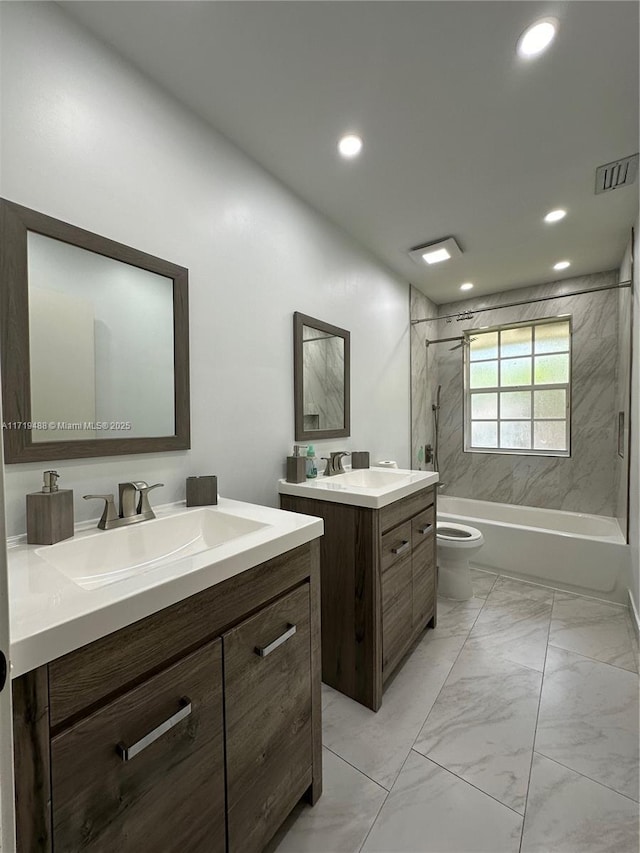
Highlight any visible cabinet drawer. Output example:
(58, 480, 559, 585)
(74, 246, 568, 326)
(412, 506, 435, 550)
(380, 487, 434, 533)
(381, 521, 412, 573)
(224, 583, 312, 853)
(51, 640, 225, 853)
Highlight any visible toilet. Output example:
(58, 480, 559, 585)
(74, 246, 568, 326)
(436, 522, 484, 600)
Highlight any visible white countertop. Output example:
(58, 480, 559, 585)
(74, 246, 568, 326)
(278, 466, 439, 509)
(7, 498, 323, 679)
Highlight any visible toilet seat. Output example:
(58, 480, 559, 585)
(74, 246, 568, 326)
(436, 521, 483, 548)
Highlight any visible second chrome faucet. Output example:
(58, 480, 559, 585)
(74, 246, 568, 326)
(320, 452, 350, 477)
(83, 481, 164, 530)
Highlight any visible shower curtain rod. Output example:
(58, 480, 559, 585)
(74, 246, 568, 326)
(411, 279, 632, 325)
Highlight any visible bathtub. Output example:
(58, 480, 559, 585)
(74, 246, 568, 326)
(437, 496, 629, 603)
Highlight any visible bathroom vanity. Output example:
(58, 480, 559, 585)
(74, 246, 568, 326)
(279, 467, 439, 711)
(8, 499, 323, 853)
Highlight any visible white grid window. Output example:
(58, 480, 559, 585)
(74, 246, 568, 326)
(464, 318, 571, 456)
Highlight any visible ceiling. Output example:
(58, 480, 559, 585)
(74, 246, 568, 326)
(60, 1, 639, 304)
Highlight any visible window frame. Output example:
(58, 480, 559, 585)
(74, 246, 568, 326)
(463, 316, 572, 458)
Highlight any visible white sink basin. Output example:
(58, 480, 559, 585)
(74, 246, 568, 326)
(278, 466, 439, 509)
(36, 508, 270, 590)
(327, 469, 409, 488)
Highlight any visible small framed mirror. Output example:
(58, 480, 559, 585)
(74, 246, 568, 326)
(293, 312, 350, 441)
(0, 199, 190, 463)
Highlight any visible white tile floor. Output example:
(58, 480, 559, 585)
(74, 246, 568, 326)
(269, 570, 640, 853)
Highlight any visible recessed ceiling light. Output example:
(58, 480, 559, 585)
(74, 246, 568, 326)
(408, 237, 463, 267)
(338, 134, 363, 159)
(460, 282, 474, 291)
(423, 248, 451, 265)
(544, 209, 566, 223)
(517, 18, 557, 58)
(554, 260, 571, 270)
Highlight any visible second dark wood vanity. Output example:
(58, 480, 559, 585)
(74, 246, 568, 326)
(280, 485, 437, 711)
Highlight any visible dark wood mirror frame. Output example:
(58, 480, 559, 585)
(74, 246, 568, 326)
(0, 199, 190, 463)
(293, 311, 350, 442)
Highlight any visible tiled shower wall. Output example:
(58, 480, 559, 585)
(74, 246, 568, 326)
(410, 287, 438, 469)
(411, 270, 627, 517)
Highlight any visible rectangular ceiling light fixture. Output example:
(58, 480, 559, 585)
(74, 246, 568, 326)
(409, 236, 463, 267)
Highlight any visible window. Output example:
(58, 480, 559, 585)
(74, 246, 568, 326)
(464, 318, 571, 456)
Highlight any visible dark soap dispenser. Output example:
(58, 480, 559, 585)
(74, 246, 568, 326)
(26, 470, 74, 545)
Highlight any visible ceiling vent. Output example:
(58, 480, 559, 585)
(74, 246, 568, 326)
(594, 154, 638, 194)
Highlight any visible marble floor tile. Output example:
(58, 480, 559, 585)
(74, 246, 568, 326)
(491, 575, 555, 604)
(267, 747, 387, 853)
(361, 751, 523, 853)
(322, 631, 464, 790)
(433, 596, 483, 639)
(470, 568, 497, 600)
(549, 592, 638, 672)
(464, 583, 552, 671)
(536, 646, 639, 801)
(414, 646, 542, 812)
(521, 753, 639, 853)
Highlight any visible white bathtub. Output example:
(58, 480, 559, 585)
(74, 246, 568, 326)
(438, 496, 629, 602)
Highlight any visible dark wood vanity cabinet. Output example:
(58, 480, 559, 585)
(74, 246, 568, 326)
(280, 486, 436, 711)
(12, 541, 322, 853)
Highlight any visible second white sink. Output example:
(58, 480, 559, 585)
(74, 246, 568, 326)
(36, 508, 270, 590)
(279, 466, 439, 509)
(327, 469, 409, 488)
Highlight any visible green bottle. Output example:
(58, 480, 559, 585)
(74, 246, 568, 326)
(306, 445, 317, 479)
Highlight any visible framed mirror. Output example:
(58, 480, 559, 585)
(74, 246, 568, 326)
(0, 199, 190, 463)
(293, 312, 350, 441)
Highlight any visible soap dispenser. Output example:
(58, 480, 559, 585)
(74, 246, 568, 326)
(26, 470, 74, 545)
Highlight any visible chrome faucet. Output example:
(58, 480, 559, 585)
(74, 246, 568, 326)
(320, 451, 351, 476)
(84, 481, 164, 530)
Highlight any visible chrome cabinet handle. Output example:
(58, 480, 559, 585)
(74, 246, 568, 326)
(392, 540, 410, 555)
(255, 624, 297, 657)
(418, 524, 434, 535)
(116, 697, 191, 762)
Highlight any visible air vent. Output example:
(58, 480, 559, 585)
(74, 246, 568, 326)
(595, 154, 639, 194)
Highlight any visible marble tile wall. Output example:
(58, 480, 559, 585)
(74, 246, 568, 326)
(411, 271, 627, 517)
(410, 286, 438, 470)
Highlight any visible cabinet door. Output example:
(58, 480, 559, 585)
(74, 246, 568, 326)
(412, 507, 436, 628)
(381, 552, 413, 677)
(51, 640, 225, 853)
(224, 583, 312, 853)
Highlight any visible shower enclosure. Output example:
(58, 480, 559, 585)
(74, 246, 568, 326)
(410, 269, 633, 554)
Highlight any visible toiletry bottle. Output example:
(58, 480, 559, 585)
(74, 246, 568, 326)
(26, 470, 74, 545)
(306, 445, 317, 479)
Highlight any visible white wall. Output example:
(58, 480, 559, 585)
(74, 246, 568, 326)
(628, 217, 640, 623)
(0, 2, 411, 536)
